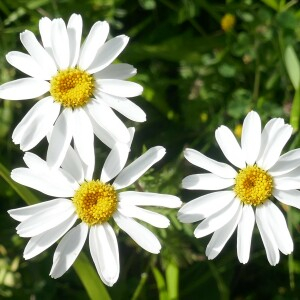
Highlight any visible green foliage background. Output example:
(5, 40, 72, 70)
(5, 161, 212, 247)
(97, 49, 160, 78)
(1, 0, 300, 299)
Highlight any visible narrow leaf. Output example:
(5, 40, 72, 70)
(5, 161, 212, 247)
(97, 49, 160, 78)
(260, 0, 279, 11)
(152, 267, 169, 300)
(290, 88, 300, 132)
(73, 252, 112, 300)
(0, 162, 39, 205)
(285, 45, 300, 90)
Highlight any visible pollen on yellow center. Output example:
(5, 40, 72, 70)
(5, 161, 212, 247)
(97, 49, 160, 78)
(50, 68, 95, 108)
(234, 165, 273, 206)
(72, 180, 118, 226)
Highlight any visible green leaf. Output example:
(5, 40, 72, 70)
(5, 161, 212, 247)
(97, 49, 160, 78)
(284, 45, 300, 90)
(166, 262, 179, 300)
(260, 0, 280, 11)
(73, 253, 111, 300)
(139, 0, 156, 10)
(290, 88, 300, 132)
(218, 64, 236, 78)
(152, 267, 169, 300)
(0, 162, 39, 205)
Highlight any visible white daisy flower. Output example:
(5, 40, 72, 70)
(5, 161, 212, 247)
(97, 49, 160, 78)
(8, 133, 181, 286)
(178, 111, 300, 265)
(0, 13, 145, 168)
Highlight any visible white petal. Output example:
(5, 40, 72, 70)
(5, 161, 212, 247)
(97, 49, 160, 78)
(12, 98, 49, 144)
(80, 152, 95, 182)
(61, 146, 84, 184)
(95, 93, 146, 122)
(101, 128, 134, 182)
(264, 200, 293, 255)
(257, 124, 292, 170)
(215, 125, 246, 169)
(182, 173, 234, 190)
(94, 63, 137, 80)
(39, 17, 52, 50)
(276, 165, 300, 179)
(113, 146, 166, 190)
(59, 167, 80, 191)
(257, 118, 284, 162)
(24, 213, 77, 260)
(8, 198, 68, 222)
(0, 78, 49, 100)
(206, 203, 242, 260)
(12, 97, 52, 145)
(273, 189, 300, 209)
(88, 114, 118, 148)
(86, 35, 129, 74)
(113, 211, 161, 254)
(178, 191, 236, 223)
(11, 167, 76, 197)
(237, 205, 255, 264)
(16, 199, 75, 237)
(86, 100, 130, 144)
(47, 108, 74, 169)
(12, 97, 56, 142)
(72, 108, 94, 166)
(269, 149, 300, 176)
(89, 223, 119, 286)
(119, 191, 182, 208)
(274, 173, 300, 190)
(184, 148, 237, 178)
(241, 111, 261, 165)
(96, 79, 143, 98)
(118, 203, 170, 228)
(6, 51, 50, 80)
(78, 21, 109, 70)
(194, 198, 240, 238)
(50, 223, 88, 279)
(23, 152, 47, 170)
(12, 97, 60, 151)
(67, 14, 82, 67)
(51, 18, 70, 69)
(20, 30, 57, 77)
(256, 205, 280, 266)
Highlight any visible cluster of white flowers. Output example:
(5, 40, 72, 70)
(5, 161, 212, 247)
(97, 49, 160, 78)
(1, 13, 300, 287)
(0, 14, 181, 286)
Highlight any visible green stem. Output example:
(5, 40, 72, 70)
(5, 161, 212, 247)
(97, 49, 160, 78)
(287, 208, 295, 290)
(131, 272, 149, 300)
(207, 261, 229, 300)
(253, 41, 261, 104)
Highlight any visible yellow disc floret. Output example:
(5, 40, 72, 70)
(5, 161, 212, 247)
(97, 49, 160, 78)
(234, 165, 273, 206)
(50, 68, 94, 108)
(72, 180, 118, 226)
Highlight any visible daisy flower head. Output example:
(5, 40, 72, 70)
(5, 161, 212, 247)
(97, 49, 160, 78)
(0, 14, 145, 169)
(8, 131, 181, 286)
(178, 111, 300, 265)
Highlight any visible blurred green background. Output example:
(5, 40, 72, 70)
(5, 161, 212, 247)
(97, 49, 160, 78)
(1, 0, 300, 299)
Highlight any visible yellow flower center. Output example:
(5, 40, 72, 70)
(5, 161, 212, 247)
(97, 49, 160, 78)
(234, 165, 273, 206)
(72, 180, 118, 226)
(50, 68, 95, 108)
